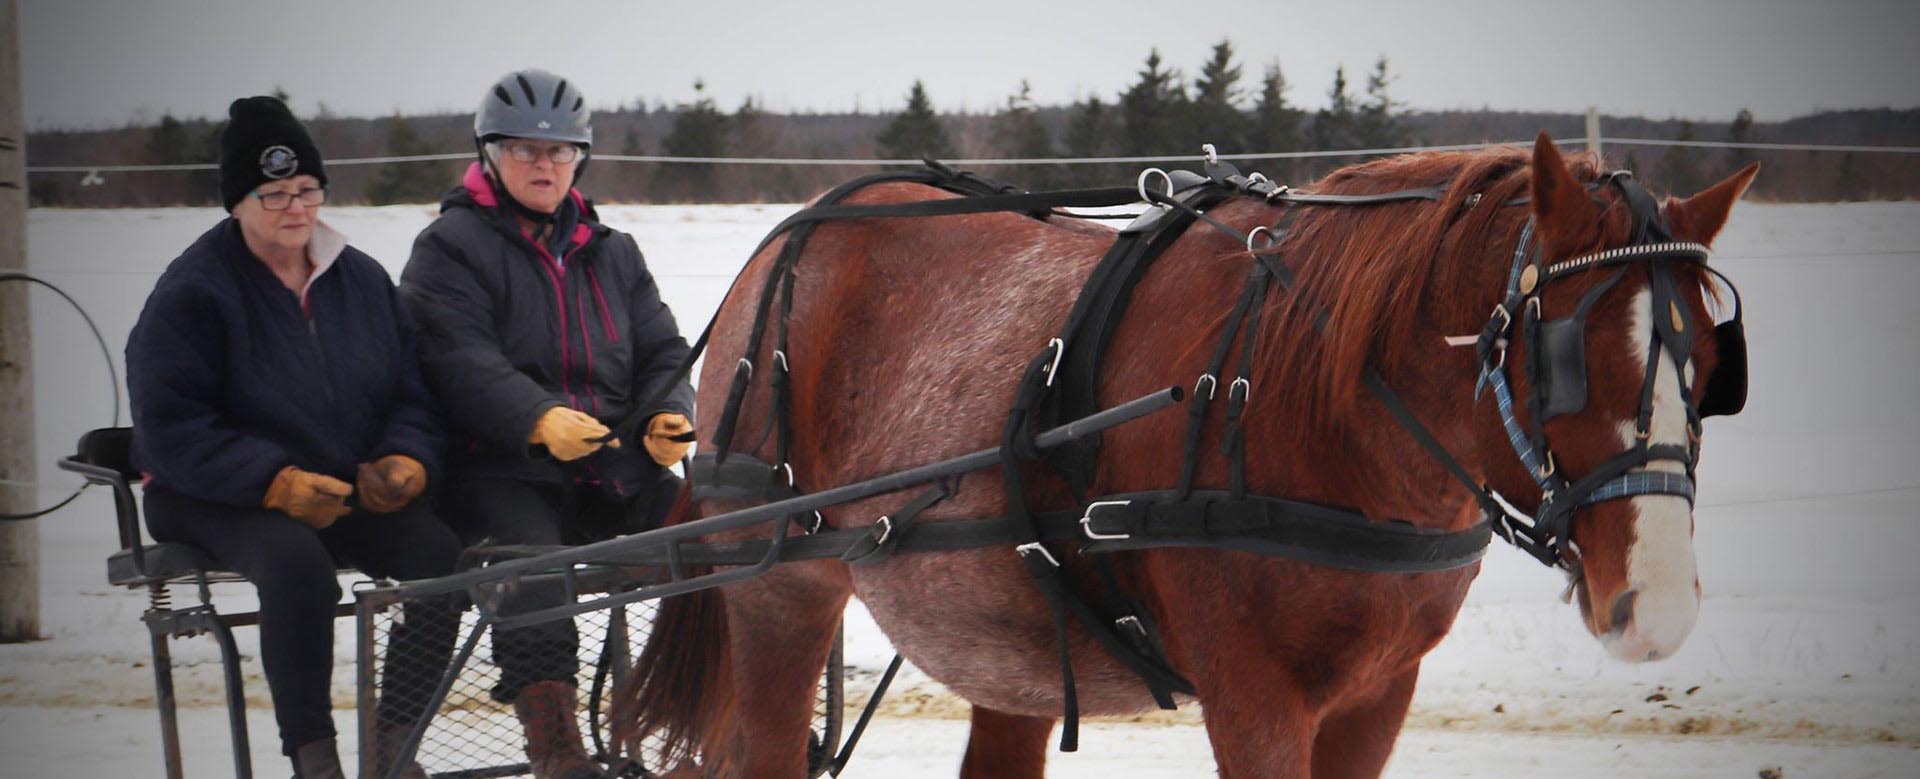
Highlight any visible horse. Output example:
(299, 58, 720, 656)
(612, 134, 1759, 778)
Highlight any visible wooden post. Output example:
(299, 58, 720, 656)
(1586, 106, 1603, 161)
(0, 0, 41, 643)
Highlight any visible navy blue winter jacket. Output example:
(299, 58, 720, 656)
(399, 164, 694, 496)
(127, 219, 444, 507)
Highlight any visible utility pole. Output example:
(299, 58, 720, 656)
(0, 0, 41, 643)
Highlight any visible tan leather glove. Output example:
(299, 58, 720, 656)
(529, 406, 616, 462)
(643, 412, 693, 466)
(355, 454, 426, 514)
(262, 466, 353, 529)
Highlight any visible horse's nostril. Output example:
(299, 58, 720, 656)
(1610, 589, 1639, 633)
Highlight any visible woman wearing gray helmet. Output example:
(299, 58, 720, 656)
(398, 69, 694, 779)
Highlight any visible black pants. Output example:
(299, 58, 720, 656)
(444, 476, 671, 701)
(144, 486, 464, 756)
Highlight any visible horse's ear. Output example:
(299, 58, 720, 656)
(1666, 162, 1760, 246)
(1529, 132, 1599, 258)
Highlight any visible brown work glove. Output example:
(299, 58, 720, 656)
(643, 412, 693, 466)
(529, 406, 617, 462)
(355, 454, 427, 514)
(262, 466, 353, 529)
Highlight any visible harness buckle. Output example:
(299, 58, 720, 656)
(1015, 541, 1061, 567)
(773, 349, 789, 373)
(736, 357, 753, 381)
(1489, 304, 1512, 335)
(872, 515, 893, 547)
(782, 462, 795, 487)
(1080, 500, 1133, 540)
(1115, 614, 1147, 638)
(1537, 452, 1557, 479)
(805, 511, 825, 534)
(1042, 337, 1065, 387)
(1229, 377, 1252, 402)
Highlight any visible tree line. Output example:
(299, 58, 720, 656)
(26, 41, 1920, 206)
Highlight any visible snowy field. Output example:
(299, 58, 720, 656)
(4, 195, 1918, 777)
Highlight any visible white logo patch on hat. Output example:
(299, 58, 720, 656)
(537, 120, 552, 129)
(259, 145, 299, 179)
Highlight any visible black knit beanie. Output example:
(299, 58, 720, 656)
(218, 96, 327, 211)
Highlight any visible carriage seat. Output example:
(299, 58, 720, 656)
(57, 427, 247, 587)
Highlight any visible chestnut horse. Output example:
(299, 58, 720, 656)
(616, 135, 1758, 777)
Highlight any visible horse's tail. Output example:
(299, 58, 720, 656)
(611, 490, 735, 769)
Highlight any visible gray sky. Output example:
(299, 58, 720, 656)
(20, 0, 1920, 132)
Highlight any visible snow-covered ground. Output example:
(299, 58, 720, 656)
(4, 197, 1918, 776)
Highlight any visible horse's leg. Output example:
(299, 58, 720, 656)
(715, 560, 850, 778)
(959, 705, 1053, 779)
(1198, 681, 1315, 779)
(1308, 666, 1421, 779)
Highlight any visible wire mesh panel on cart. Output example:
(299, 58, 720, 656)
(355, 566, 843, 778)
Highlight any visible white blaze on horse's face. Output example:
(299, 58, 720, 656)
(1602, 287, 1702, 662)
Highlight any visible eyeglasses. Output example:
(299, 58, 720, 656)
(251, 187, 327, 211)
(493, 141, 584, 165)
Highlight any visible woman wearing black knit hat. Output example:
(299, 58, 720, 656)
(125, 95, 463, 779)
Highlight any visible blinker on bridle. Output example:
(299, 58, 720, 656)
(1473, 172, 1749, 575)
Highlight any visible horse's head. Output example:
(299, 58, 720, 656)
(1482, 134, 1758, 662)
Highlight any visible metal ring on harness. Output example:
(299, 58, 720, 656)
(1043, 337, 1065, 387)
(1137, 168, 1174, 204)
(1080, 500, 1133, 540)
(1246, 225, 1275, 255)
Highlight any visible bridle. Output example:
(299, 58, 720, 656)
(1471, 172, 1749, 575)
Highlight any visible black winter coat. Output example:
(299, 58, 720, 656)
(399, 164, 694, 496)
(127, 219, 444, 506)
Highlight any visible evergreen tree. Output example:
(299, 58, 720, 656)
(730, 96, 801, 200)
(993, 80, 1060, 189)
(366, 112, 444, 205)
(1250, 61, 1305, 181)
(659, 79, 731, 201)
(1118, 49, 1190, 156)
(1191, 39, 1250, 154)
(875, 80, 955, 160)
(1307, 66, 1359, 178)
(1063, 96, 1119, 187)
(145, 113, 191, 165)
(146, 113, 217, 205)
(1728, 107, 1759, 173)
(1355, 57, 1405, 148)
(1658, 120, 1705, 196)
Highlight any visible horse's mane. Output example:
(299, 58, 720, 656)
(1257, 146, 1615, 429)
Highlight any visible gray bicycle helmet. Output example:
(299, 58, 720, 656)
(474, 68, 592, 147)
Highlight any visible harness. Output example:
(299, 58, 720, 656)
(625, 152, 1749, 751)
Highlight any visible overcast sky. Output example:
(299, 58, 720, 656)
(19, 0, 1920, 132)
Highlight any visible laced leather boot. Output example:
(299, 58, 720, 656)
(290, 737, 347, 779)
(513, 680, 602, 779)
